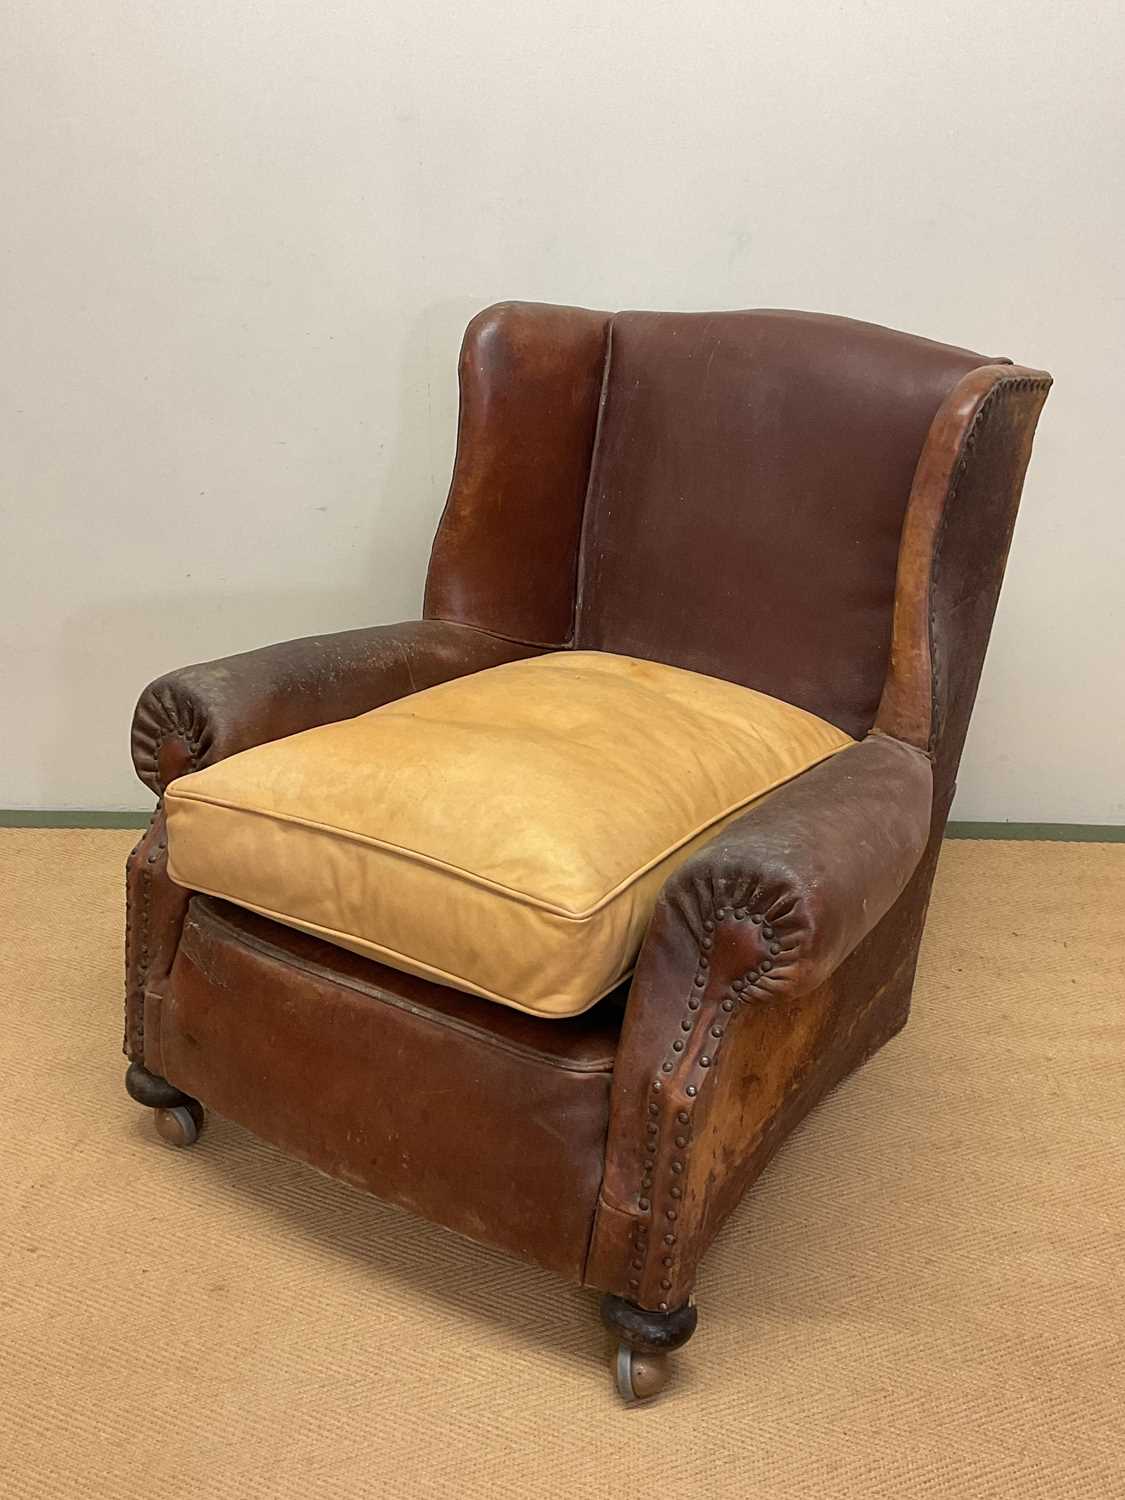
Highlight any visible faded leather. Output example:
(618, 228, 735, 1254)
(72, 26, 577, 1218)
(576, 310, 999, 739)
(155, 897, 618, 1280)
(163, 652, 851, 1017)
(877, 367, 1053, 778)
(124, 808, 189, 1065)
(126, 302, 1052, 1312)
(132, 618, 542, 796)
(587, 734, 933, 1307)
(125, 618, 540, 1056)
(424, 301, 610, 647)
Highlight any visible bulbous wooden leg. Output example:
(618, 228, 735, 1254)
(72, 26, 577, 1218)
(600, 1294, 698, 1402)
(125, 1062, 204, 1147)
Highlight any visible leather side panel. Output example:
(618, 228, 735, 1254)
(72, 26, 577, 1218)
(877, 366, 1052, 766)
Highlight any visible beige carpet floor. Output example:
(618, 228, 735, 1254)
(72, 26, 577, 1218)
(0, 830, 1122, 1499)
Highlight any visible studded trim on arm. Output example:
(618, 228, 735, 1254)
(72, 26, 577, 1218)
(628, 898, 790, 1308)
(590, 732, 934, 1309)
(123, 805, 190, 1063)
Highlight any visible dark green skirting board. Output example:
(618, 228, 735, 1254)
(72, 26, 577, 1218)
(0, 809, 156, 829)
(943, 822, 1125, 842)
(1, 810, 1122, 841)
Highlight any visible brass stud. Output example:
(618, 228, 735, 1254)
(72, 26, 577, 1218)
(672, 1040, 684, 1053)
(732, 978, 746, 993)
(693, 975, 705, 988)
(659, 1302, 669, 1312)
(701, 937, 712, 951)
(647, 1122, 658, 1134)
(663, 1255, 673, 1267)
(671, 1161, 683, 1174)
(652, 1081, 662, 1092)
(703, 919, 714, 933)
(763, 925, 774, 939)
(661, 1278, 672, 1290)
(760, 961, 772, 973)
(735, 907, 749, 919)
(639, 1198, 650, 1211)
(662, 1061, 673, 1072)
(680, 1019, 692, 1031)
(675, 1135, 688, 1147)
(629, 1277, 640, 1288)
(700, 1056, 712, 1068)
(698, 957, 709, 970)
(688, 997, 701, 1010)
(632, 1258, 643, 1269)
(664, 1234, 676, 1246)
(752, 914, 763, 925)
(721, 998, 734, 1012)
(716, 908, 729, 920)
(666, 1210, 678, 1221)
(686, 1085, 697, 1097)
(671, 1185, 682, 1198)
(649, 1103, 659, 1116)
(676, 1111, 689, 1123)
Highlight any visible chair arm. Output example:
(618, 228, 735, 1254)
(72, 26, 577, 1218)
(632, 732, 933, 1014)
(131, 619, 541, 795)
(590, 734, 933, 1304)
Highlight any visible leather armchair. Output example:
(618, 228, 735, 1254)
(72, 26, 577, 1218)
(123, 302, 1051, 1400)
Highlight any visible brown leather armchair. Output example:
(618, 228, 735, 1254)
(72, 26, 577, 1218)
(124, 303, 1051, 1400)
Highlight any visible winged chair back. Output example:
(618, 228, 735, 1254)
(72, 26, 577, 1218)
(124, 299, 1051, 1402)
(425, 301, 1050, 777)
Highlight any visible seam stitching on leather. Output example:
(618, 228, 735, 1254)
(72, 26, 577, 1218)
(927, 375, 1051, 759)
(571, 315, 616, 643)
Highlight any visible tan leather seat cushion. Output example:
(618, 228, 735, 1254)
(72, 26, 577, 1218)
(164, 652, 852, 1018)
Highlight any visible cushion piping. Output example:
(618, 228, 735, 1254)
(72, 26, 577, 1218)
(167, 875, 637, 1018)
(165, 741, 849, 922)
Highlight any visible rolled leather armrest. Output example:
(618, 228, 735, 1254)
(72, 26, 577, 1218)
(633, 733, 934, 1010)
(609, 732, 934, 1112)
(591, 733, 934, 1304)
(131, 618, 541, 795)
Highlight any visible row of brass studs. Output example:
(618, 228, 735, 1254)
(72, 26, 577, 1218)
(635, 903, 795, 1308)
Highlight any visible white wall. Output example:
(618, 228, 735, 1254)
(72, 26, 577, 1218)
(2, 1, 1122, 819)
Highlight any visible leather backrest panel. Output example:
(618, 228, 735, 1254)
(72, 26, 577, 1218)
(575, 310, 995, 738)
